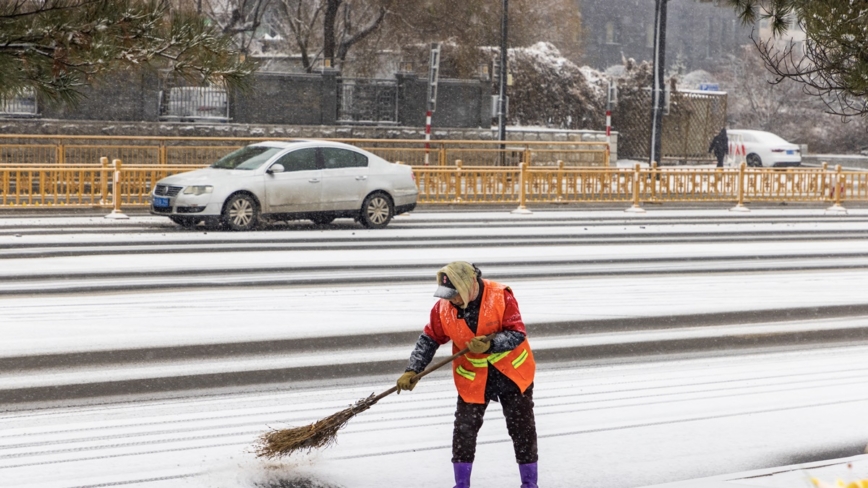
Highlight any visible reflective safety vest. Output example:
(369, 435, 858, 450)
(439, 280, 536, 404)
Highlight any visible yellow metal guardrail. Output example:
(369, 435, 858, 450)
(0, 160, 861, 211)
(0, 135, 609, 168)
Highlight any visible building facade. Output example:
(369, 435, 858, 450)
(578, 0, 755, 73)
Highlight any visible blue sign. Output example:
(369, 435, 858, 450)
(699, 83, 720, 91)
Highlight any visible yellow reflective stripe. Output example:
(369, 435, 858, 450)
(511, 349, 529, 369)
(466, 356, 489, 367)
(487, 351, 510, 364)
(456, 365, 476, 381)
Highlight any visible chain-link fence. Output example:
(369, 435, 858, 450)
(614, 88, 726, 163)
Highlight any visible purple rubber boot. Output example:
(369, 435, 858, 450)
(453, 462, 472, 488)
(519, 462, 538, 488)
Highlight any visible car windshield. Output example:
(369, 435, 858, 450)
(211, 146, 283, 170)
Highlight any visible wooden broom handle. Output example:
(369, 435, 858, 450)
(370, 333, 497, 403)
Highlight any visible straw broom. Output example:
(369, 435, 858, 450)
(255, 335, 493, 459)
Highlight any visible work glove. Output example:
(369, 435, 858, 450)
(467, 335, 491, 354)
(396, 371, 418, 394)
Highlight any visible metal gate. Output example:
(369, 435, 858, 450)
(337, 79, 398, 124)
(0, 88, 37, 117)
(158, 82, 229, 122)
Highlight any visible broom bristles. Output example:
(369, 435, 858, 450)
(255, 393, 381, 459)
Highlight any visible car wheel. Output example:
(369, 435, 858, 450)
(359, 192, 393, 229)
(310, 215, 336, 225)
(169, 216, 198, 229)
(222, 193, 259, 231)
(746, 154, 762, 167)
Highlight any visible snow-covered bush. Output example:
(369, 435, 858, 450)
(505, 42, 606, 130)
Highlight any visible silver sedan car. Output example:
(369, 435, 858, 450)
(150, 140, 418, 230)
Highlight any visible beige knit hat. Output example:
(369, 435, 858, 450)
(434, 261, 478, 308)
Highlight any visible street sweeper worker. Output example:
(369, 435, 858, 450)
(396, 261, 539, 488)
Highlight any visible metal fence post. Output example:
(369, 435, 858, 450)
(827, 164, 847, 214)
(730, 161, 749, 212)
(625, 163, 645, 213)
(99, 156, 110, 205)
(819, 162, 828, 199)
(512, 162, 532, 214)
(556, 160, 564, 202)
(454, 159, 463, 203)
(105, 158, 129, 219)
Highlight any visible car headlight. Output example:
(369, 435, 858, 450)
(183, 185, 213, 195)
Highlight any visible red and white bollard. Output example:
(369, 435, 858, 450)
(424, 110, 432, 166)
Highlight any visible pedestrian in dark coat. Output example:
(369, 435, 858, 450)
(709, 128, 728, 168)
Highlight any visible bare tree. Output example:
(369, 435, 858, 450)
(200, 0, 273, 54)
(272, 0, 326, 71)
(269, 0, 389, 72)
(725, 0, 868, 117)
(718, 47, 809, 131)
(716, 46, 868, 153)
(331, 0, 388, 66)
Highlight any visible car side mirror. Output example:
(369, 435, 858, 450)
(267, 163, 285, 174)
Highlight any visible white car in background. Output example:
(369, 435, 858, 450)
(727, 129, 801, 168)
(149, 140, 418, 230)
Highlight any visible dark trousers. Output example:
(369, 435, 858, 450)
(451, 383, 538, 464)
(716, 154, 725, 167)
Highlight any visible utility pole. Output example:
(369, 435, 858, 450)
(649, 0, 668, 167)
(498, 0, 509, 164)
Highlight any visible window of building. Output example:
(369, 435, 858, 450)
(646, 23, 654, 48)
(605, 22, 619, 44)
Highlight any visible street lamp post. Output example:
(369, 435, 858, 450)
(650, 0, 669, 167)
(498, 0, 508, 163)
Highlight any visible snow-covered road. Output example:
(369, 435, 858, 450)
(1, 209, 868, 487)
(1, 346, 866, 488)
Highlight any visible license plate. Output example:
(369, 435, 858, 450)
(786, 150, 794, 155)
(153, 196, 170, 207)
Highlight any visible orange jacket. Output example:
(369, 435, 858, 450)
(439, 280, 536, 404)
